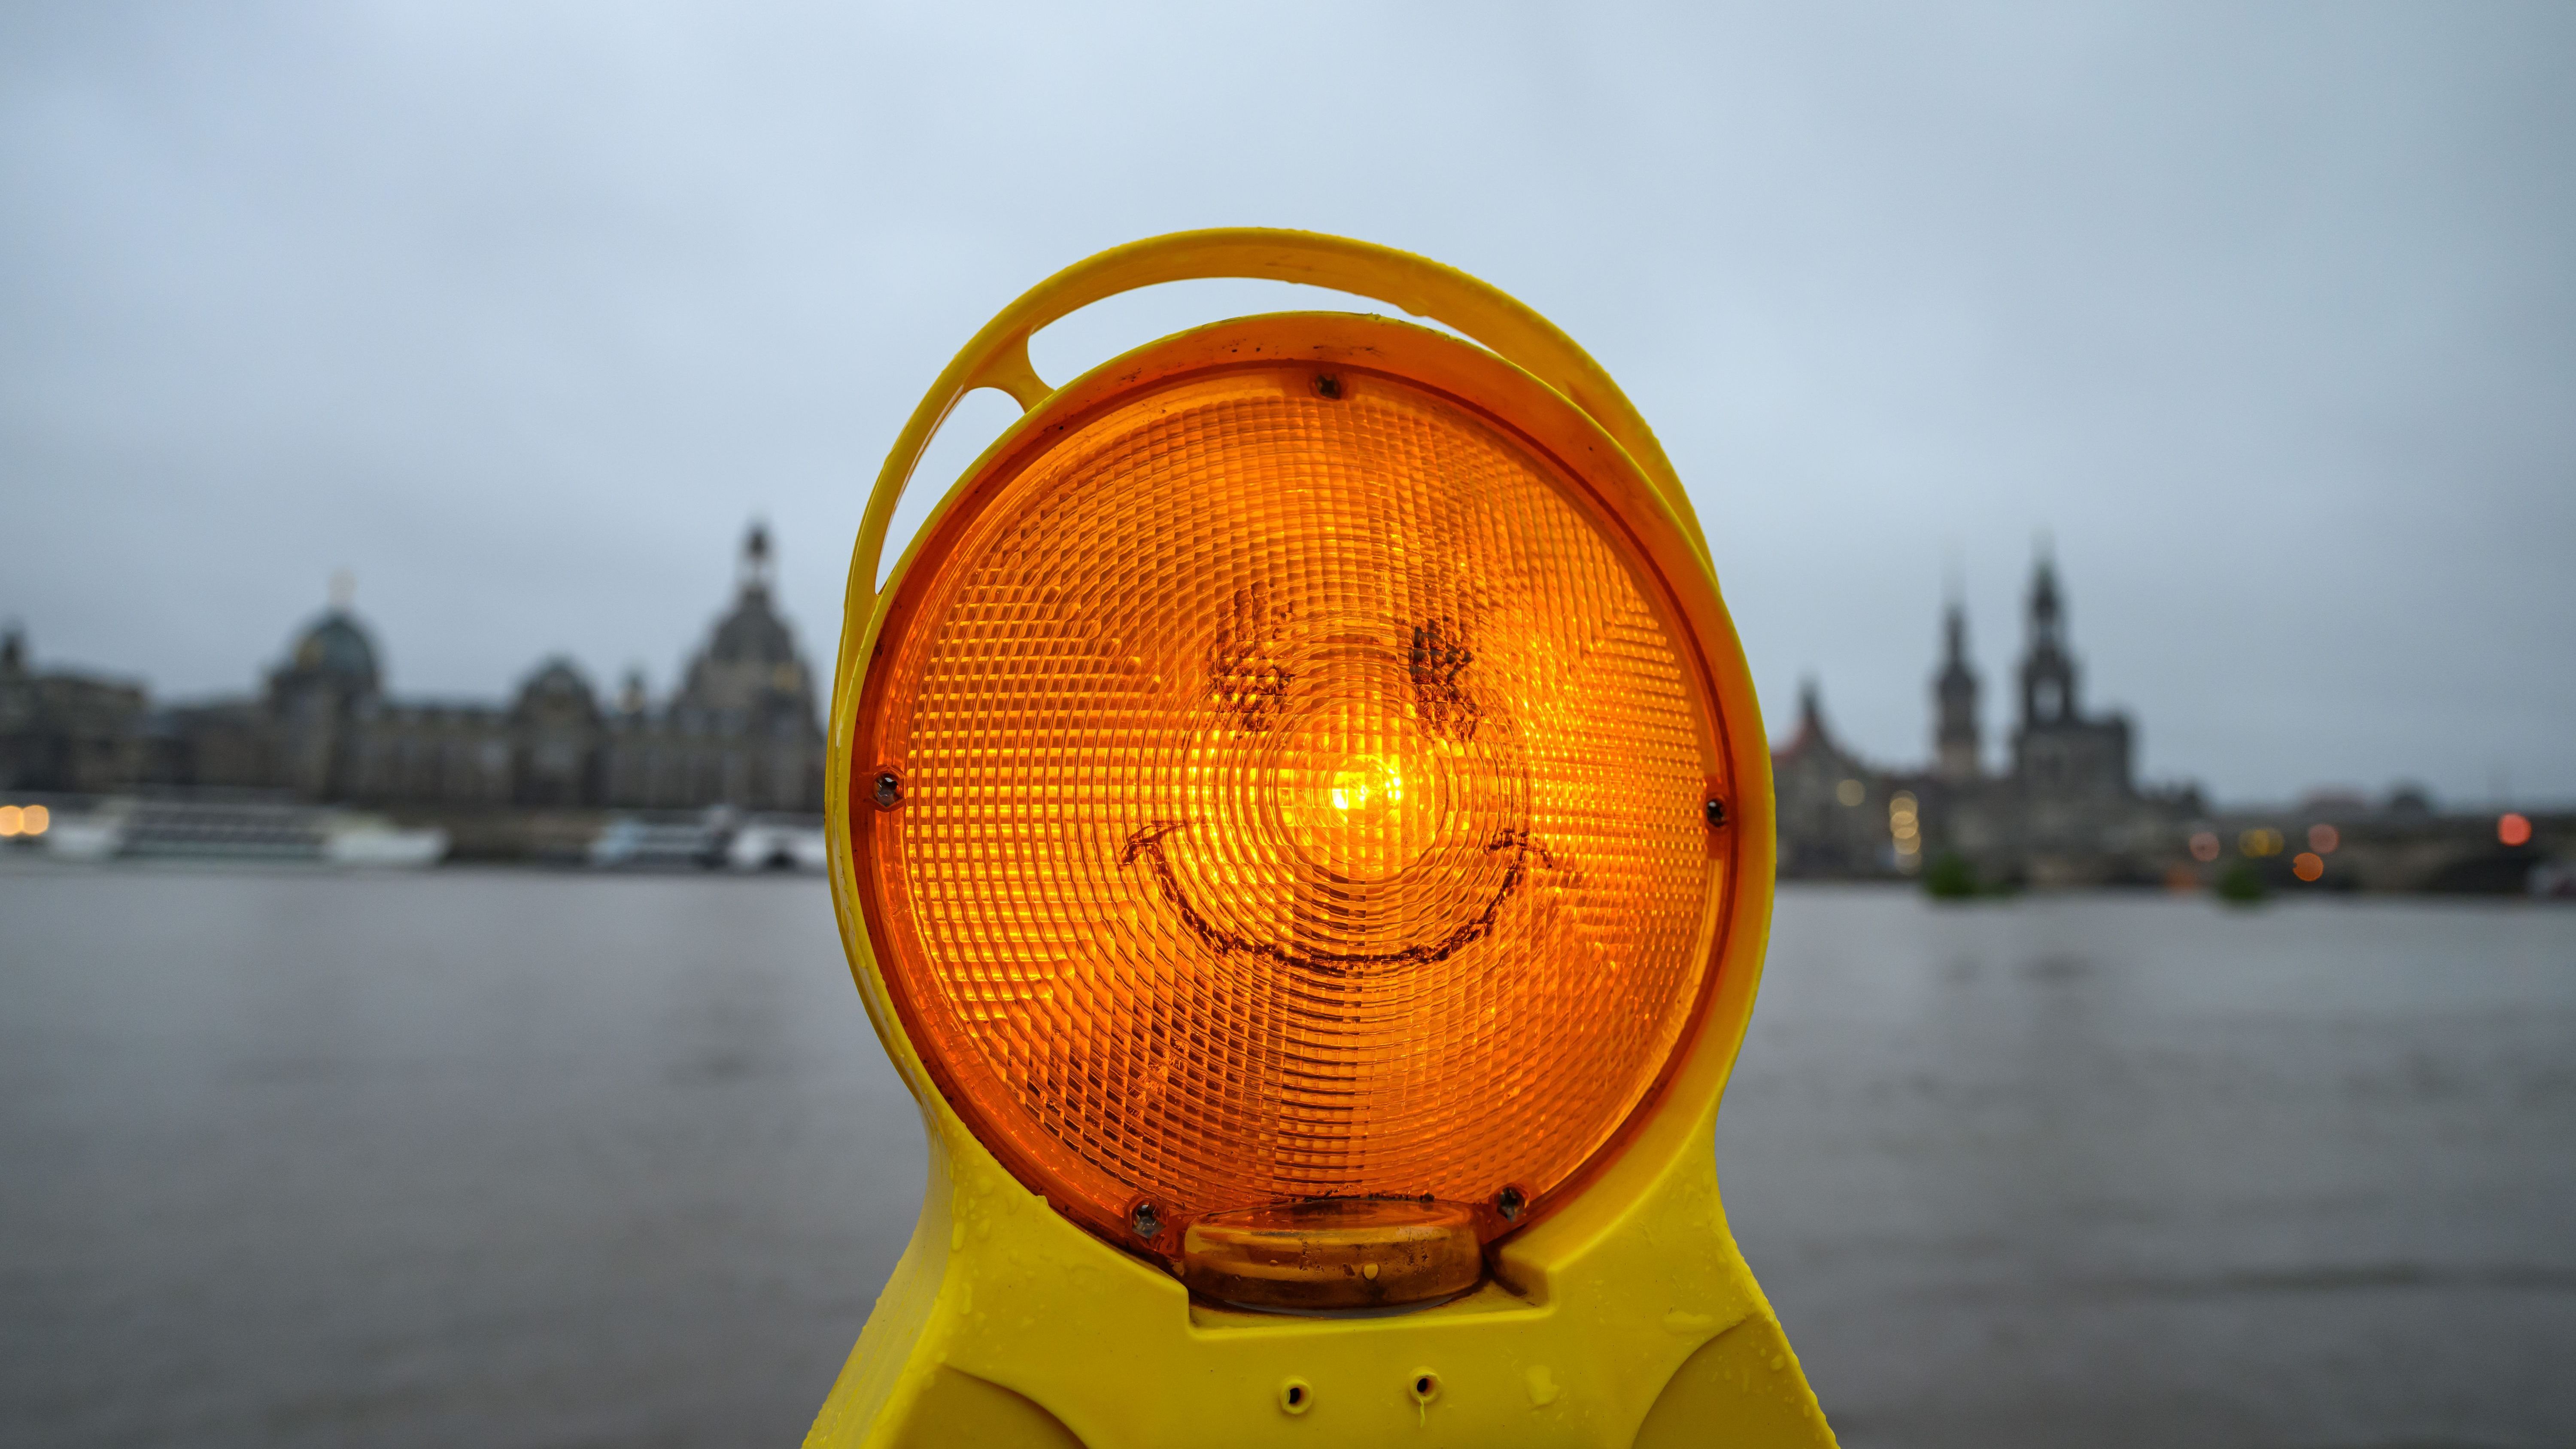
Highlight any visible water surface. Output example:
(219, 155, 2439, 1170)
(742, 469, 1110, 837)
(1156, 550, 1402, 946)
(2, 867, 2569, 1446)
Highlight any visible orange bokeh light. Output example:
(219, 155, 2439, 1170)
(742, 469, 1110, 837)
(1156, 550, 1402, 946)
(2292, 851, 2324, 882)
(854, 359, 1728, 1255)
(2499, 812, 2533, 848)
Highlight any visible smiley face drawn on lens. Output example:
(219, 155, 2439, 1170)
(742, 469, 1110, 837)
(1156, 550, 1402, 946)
(1131, 605, 1547, 978)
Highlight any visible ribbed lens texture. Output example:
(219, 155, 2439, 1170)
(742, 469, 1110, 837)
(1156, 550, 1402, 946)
(866, 366, 1722, 1237)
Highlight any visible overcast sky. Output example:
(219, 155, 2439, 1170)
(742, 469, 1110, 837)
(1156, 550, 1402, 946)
(4, 3, 2569, 805)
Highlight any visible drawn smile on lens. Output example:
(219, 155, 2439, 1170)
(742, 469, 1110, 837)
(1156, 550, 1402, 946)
(1119, 820, 1553, 979)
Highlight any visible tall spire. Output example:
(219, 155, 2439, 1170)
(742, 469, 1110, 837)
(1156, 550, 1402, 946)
(2019, 544, 2078, 728)
(2028, 547, 2062, 648)
(739, 521, 774, 593)
(1935, 598, 1981, 781)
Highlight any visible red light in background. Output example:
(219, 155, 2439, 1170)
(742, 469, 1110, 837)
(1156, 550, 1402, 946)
(2499, 812, 2533, 848)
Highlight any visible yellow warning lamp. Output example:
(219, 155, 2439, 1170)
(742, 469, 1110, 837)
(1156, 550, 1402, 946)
(812, 230, 1833, 1448)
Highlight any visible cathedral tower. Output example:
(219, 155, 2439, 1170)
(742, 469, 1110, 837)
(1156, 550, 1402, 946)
(2018, 553, 2079, 728)
(2009, 548, 2134, 805)
(1934, 601, 1981, 781)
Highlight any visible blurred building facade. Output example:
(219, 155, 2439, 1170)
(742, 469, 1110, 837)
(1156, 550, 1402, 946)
(0, 526, 823, 818)
(0, 628, 149, 794)
(1775, 554, 2202, 886)
(1771, 681, 1899, 878)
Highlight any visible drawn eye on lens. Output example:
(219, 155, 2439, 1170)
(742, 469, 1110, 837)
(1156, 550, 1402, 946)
(1409, 616, 1481, 742)
(1206, 582, 1294, 734)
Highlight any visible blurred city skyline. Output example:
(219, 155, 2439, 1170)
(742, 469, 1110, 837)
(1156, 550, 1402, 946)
(5, 3, 2571, 804)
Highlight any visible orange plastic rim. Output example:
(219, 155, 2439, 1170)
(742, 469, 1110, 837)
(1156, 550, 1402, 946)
(850, 315, 1739, 1259)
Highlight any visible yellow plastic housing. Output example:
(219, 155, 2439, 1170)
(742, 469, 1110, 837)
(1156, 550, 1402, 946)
(811, 229, 1834, 1449)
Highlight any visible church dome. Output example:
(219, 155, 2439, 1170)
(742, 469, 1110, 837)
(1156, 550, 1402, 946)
(283, 610, 381, 696)
(514, 656, 600, 718)
(670, 525, 819, 730)
(700, 521, 797, 665)
(706, 588, 798, 665)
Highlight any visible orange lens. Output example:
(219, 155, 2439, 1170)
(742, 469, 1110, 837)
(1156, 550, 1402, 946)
(853, 333, 1732, 1256)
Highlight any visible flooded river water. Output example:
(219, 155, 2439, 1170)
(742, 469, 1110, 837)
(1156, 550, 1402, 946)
(3, 866, 2570, 1447)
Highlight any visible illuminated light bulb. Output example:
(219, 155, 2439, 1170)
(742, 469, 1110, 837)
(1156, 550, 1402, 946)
(1329, 757, 1400, 813)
